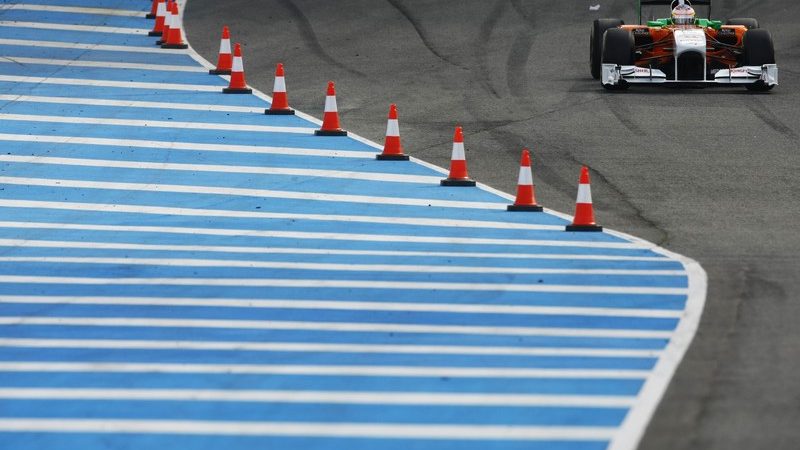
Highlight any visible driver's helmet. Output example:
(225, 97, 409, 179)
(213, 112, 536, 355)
(672, 4, 696, 25)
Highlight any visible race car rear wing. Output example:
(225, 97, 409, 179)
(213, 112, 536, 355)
(639, 0, 712, 24)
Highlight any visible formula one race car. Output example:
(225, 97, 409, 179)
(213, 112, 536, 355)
(590, 0, 777, 90)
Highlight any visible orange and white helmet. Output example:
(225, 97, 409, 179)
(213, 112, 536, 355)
(672, 2, 696, 25)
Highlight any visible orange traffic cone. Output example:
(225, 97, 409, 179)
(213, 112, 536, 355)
(508, 148, 543, 211)
(314, 81, 347, 136)
(222, 43, 253, 94)
(376, 104, 409, 161)
(566, 166, 603, 232)
(161, 2, 188, 49)
(441, 126, 476, 186)
(148, 0, 166, 37)
(146, 0, 158, 19)
(155, 0, 172, 44)
(209, 26, 232, 75)
(264, 63, 295, 115)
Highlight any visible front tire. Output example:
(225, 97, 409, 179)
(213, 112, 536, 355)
(590, 18, 624, 79)
(742, 29, 775, 91)
(601, 28, 634, 90)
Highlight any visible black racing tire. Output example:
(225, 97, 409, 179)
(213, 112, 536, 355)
(726, 18, 759, 29)
(601, 28, 634, 91)
(590, 18, 623, 79)
(743, 29, 775, 91)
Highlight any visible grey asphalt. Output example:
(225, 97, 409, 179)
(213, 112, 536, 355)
(184, 0, 800, 448)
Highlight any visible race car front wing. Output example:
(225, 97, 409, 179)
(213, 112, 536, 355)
(601, 63, 778, 87)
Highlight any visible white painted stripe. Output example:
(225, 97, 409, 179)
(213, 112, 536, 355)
(219, 38, 231, 55)
(0, 133, 371, 158)
(0, 155, 437, 184)
(231, 56, 243, 73)
(0, 256, 685, 277)
(0, 217, 643, 249)
(324, 95, 337, 112)
(0, 39, 187, 54)
(0, 95, 263, 113)
(451, 141, 465, 161)
(0, 176, 508, 210)
(0, 316, 675, 338)
(0, 21, 148, 35)
(518, 165, 533, 186)
(0, 418, 618, 441)
(0, 338, 662, 358)
(577, 184, 593, 204)
(0, 4, 144, 16)
(0, 57, 205, 72)
(386, 118, 399, 137)
(0, 295, 683, 318)
(0, 75, 222, 92)
(0, 361, 650, 379)
(0, 387, 636, 407)
(0, 238, 670, 262)
(0, 113, 314, 134)
(273, 76, 286, 93)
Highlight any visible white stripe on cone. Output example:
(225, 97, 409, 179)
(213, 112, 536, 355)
(451, 142, 465, 161)
(577, 184, 592, 204)
(386, 118, 399, 137)
(273, 76, 286, 93)
(163, 7, 172, 27)
(231, 56, 243, 73)
(156, 1, 165, 16)
(324, 95, 337, 112)
(518, 165, 533, 186)
(219, 39, 230, 54)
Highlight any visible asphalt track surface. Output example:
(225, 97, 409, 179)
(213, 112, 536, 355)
(184, 1, 800, 449)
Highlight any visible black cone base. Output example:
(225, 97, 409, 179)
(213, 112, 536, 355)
(440, 178, 476, 187)
(222, 87, 253, 94)
(507, 204, 544, 212)
(148, 31, 162, 37)
(315, 129, 348, 136)
(264, 108, 296, 115)
(161, 43, 189, 49)
(209, 69, 232, 75)
(155, 39, 164, 45)
(565, 224, 603, 232)
(376, 153, 409, 161)
(146, 13, 156, 19)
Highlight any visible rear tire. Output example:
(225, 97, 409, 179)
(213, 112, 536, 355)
(590, 18, 623, 79)
(742, 29, 775, 91)
(601, 28, 634, 90)
(726, 18, 759, 29)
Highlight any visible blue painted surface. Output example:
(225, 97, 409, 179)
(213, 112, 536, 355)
(0, 1, 694, 449)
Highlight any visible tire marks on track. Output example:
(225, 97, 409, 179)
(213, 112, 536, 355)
(276, 0, 366, 78)
(744, 98, 799, 140)
(384, 0, 468, 70)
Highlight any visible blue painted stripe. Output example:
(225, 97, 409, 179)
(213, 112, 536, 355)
(0, 283, 687, 310)
(0, 10, 148, 29)
(0, 325, 670, 350)
(0, 433, 610, 450)
(0, 347, 657, 370)
(0, 81, 270, 107)
(0, 64, 226, 85)
(0, 399, 629, 426)
(0, 302, 680, 330)
(0, 44, 198, 66)
(0, 100, 316, 127)
(0, 246, 684, 270)
(0, 371, 645, 395)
